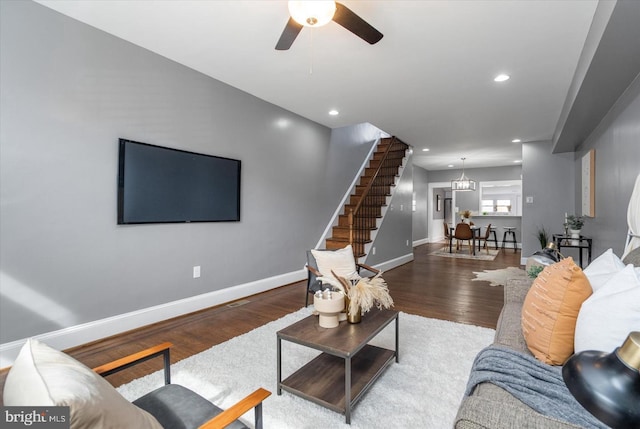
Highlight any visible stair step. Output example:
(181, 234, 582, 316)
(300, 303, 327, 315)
(349, 194, 389, 206)
(338, 215, 379, 227)
(371, 153, 405, 163)
(331, 226, 373, 240)
(354, 186, 391, 196)
(363, 167, 399, 177)
(344, 205, 383, 216)
(359, 175, 397, 185)
(376, 142, 408, 152)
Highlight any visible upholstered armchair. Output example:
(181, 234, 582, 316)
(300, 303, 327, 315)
(305, 244, 380, 306)
(3, 339, 270, 429)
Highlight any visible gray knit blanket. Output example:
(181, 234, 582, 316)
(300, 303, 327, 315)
(464, 345, 608, 429)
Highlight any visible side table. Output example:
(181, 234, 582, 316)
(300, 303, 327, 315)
(552, 234, 592, 268)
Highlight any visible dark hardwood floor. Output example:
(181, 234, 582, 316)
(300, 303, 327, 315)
(0, 242, 521, 402)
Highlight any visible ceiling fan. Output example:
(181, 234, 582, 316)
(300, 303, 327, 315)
(275, 1, 383, 50)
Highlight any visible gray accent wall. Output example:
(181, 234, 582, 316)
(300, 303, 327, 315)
(521, 73, 640, 260)
(365, 158, 414, 266)
(412, 165, 429, 244)
(521, 141, 576, 259)
(0, 1, 390, 344)
(573, 74, 640, 256)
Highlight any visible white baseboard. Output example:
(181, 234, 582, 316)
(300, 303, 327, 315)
(0, 252, 415, 368)
(0, 269, 306, 368)
(413, 238, 429, 247)
(372, 252, 414, 272)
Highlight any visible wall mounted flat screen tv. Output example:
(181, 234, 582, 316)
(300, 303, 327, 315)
(117, 139, 241, 224)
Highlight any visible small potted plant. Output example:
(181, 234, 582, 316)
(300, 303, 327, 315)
(535, 225, 549, 250)
(566, 215, 584, 244)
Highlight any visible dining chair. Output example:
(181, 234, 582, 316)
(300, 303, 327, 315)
(444, 222, 451, 241)
(478, 223, 494, 254)
(454, 223, 474, 254)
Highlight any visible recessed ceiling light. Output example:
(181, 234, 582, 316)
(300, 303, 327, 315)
(422, 148, 430, 152)
(275, 118, 290, 128)
(514, 160, 522, 163)
(512, 138, 521, 143)
(448, 164, 454, 168)
(494, 74, 510, 82)
(328, 109, 339, 116)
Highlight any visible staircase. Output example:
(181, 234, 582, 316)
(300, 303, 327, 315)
(325, 136, 410, 258)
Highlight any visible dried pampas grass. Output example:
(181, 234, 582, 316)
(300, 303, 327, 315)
(333, 272, 394, 315)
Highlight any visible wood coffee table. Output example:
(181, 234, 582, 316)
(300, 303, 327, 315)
(277, 309, 399, 424)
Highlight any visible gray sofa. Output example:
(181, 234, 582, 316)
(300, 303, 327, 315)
(455, 247, 640, 428)
(454, 277, 583, 429)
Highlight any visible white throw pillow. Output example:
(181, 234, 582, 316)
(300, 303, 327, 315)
(583, 248, 625, 292)
(311, 245, 359, 289)
(574, 264, 640, 353)
(3, 339, 162, 429)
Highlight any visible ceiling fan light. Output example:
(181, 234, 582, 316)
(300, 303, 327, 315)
(288, 1, 336, 27)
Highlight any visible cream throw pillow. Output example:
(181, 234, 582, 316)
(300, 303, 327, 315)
(583, 248, 625, 292)
(3, 339, 162, 429)
(575, 264, 640, 353)
(521, 257, 592, 365)
(311, 245, 360, 290)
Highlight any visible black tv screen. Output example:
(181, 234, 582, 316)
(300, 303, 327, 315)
(117, 139, 241, 224)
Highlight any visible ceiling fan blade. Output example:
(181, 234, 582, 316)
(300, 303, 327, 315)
(332, 2, 383, 45)
(275, 17, 304, 50)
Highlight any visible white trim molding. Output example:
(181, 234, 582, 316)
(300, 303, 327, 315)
(0, 269, 306, 368)
(372, 252, 414, 273)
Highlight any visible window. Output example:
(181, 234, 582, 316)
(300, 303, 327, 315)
(478, 180, 522, 216)
(496, 199, 512, 213)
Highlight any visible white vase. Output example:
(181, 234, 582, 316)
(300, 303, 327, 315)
(570, 229, 581, 245)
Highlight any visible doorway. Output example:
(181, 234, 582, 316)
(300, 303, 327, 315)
(428, 182, 455, 241)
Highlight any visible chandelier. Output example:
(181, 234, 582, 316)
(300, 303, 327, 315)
(451, 157, 476, 191)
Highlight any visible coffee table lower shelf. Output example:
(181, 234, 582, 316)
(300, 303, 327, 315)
(279, 344, 395, 417)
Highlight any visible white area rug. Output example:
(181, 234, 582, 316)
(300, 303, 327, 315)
(117, 308, 494, 428)
(472, 266, 528, 286)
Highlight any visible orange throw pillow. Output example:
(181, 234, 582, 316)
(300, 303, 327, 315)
(521, 257, 592, 365)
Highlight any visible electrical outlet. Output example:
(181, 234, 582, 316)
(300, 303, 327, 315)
(406, 239, 409, 246)
(193, 266, 201, 278)
(372, 247, 376, 255)
(526, 196, 534, 204)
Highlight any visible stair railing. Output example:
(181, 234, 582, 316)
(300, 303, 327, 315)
(348, 136, 406, 257)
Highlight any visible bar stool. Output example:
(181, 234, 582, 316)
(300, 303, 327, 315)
(502, 226, 517, 252)
(486, 225, 498, 249)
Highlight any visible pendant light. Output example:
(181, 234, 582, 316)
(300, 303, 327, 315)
(451, 157, 476, 191)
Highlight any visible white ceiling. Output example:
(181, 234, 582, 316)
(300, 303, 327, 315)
(36, 0, 599, 171)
